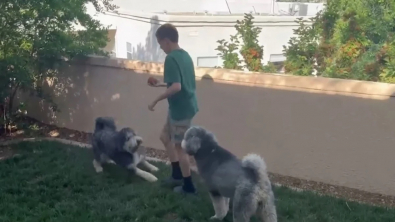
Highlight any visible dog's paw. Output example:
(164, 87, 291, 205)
(149, 166, 159, 172)
(107, 160, 116, 165)
(136, 168, 158, 182)
(95, 167, 103, 173)
(146, 175, 158, 182)
(93, 160, 103, 173)
(209, 215, 223, 221)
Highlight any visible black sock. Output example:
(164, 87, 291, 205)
(171, 162, 182, 180)
(183, 176, 196, 193)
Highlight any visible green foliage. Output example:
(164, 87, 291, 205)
(380, 37, 395, 82)
(283, 0, 395, 83)
(262, 62, 278, 73)
(283, 17, 320, 76)
(216, 13, 270, 72)
(215, 35, 242, 70)
(0, 0, 117, 129)
(277, 0, 325, 2)
(235, 13, 264, 72)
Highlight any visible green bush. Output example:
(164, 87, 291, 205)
(216, 13, 270, 72)
(0, 0, 117, 129)
(283, 0, 395, 83)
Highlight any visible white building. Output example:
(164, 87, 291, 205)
(85, 0, 324, 68)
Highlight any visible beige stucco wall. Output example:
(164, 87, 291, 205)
(23, 57, 395, 196)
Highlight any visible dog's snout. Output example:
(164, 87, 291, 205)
(136, 136, 143, 146)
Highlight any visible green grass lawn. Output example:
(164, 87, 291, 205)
(0, 141, 394, 222)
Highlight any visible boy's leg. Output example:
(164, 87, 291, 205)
(169, 119, 196, 194)
(173, 142, 196, 194)
(160, 117, 178, 162)
(159, 117, 183, 188)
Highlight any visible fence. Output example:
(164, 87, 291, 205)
(21, 56, 395, 196)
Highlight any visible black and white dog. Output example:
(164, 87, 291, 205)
(181, 126, 277, 222)
(91, 117, 159, 182)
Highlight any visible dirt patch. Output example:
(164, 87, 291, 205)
(269, 173, 395, 208)
(1, 117, 395, 208)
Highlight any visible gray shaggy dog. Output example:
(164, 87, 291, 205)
(181, 126, 277, 222)
(92, 117, 159, 182)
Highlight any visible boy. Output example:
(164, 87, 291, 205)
(147, 23, 199, 194)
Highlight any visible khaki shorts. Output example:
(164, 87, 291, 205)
(162, 113, 192, 144)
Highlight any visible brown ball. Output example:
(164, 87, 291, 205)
(147, 77, 158, 86)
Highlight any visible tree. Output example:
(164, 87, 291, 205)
(216, 13, 276, 73)
(215, 35, 242, 70)
(283, 0, 395, 83)
(235, 13, 265, 72)
(0, 0, 118, 131)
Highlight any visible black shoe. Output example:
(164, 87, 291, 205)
(173, 185, 197, 195)
(160, 177, 183, 188)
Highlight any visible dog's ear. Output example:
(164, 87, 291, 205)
(118, 129, 130, 145)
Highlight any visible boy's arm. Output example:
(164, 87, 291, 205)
(152, 82, 181, 103)
(149, 57, 181, 109)
(155, 82, 168, 87)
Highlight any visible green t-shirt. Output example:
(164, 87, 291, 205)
(164, 49, 199, 121)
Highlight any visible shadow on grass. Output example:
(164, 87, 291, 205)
(0, 141, 394, 222)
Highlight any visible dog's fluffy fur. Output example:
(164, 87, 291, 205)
(181, 126, 277, 222)
(91, 117, 159, 182)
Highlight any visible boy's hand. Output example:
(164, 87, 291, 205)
(148, 82, 181, 112)
(148, 101, 157, 111)
(148, 77, 167, 87)
(147, 77, 160, 87)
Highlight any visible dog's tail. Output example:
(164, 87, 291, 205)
(242, 153, 277, 221)
(241, 153, 270, 187)
(94, 117, 116, 132)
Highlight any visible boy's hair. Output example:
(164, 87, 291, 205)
(155, 23, 179, 43)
